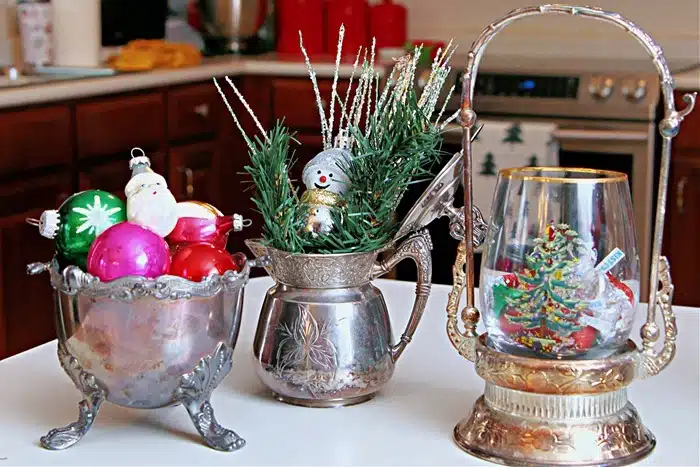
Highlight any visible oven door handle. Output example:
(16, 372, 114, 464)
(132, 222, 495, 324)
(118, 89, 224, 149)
(552, 128, 649, 142)
(440, 124, 649, 142)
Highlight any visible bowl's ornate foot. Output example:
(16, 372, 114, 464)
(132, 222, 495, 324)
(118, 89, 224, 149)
(176, 342, 245, 452)
(182, 399, 245, 451)
(41, 344, 106, 450)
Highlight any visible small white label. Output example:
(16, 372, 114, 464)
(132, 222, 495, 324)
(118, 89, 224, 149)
(595, 248, 625, 273)
(587, 299, 606, 310)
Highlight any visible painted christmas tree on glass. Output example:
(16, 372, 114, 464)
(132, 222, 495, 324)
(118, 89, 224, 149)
(495, 223, 596, 356)
(480, 152, 497, 175)
(503, 123, 523, 144)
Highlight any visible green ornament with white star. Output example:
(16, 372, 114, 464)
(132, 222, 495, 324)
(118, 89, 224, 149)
(39, 190, 126, 269)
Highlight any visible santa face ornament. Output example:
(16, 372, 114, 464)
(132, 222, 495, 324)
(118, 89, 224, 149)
(125, 152, 179, 237)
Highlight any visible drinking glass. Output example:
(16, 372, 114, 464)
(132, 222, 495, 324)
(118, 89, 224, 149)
(480, 167, 640, 359)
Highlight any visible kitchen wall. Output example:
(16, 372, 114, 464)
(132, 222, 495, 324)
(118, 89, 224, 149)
(402, 0, 699, 65)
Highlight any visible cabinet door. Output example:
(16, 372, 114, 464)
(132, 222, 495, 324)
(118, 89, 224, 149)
(169, 141, 220, 206)
(0, 104, 73, 177)
(76, 92, 165, 159)
(78, 153, 167, 200)
(0, 173, 72, 359)
(272, 78, 350, 131)
(168, 82, 221, 142)
(665, 154, 700, 307)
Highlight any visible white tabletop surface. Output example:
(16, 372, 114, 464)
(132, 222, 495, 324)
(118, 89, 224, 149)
(0, 277, 698, 466)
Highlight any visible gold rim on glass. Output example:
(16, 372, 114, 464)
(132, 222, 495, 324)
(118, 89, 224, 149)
(498, 167, 628, 183)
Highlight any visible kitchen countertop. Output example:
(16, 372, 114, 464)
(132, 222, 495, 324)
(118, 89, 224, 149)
(0, 54, 386, 110)
(0, 53, 697, 110)
(674, 67, 700, 91)
(0, 277, 698, 466)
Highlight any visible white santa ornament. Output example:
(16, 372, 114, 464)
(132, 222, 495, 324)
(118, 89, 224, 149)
(125, 148, 178, 237)
(300, 132, 352, 234)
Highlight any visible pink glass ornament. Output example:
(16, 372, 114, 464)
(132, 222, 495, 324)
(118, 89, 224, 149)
(87, 222, 171, 281)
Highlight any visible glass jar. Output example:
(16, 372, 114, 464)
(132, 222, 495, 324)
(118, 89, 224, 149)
(480, 167, 640, 359)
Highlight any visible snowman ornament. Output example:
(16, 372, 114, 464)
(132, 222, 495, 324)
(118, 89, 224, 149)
(300, 137, 351, 235)
(125, 148, 179, 237)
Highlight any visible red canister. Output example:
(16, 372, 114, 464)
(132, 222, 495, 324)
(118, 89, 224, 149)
(277, 0, 325, 55)
(369, 0, 407, 50)
(326, 0, 368, 56)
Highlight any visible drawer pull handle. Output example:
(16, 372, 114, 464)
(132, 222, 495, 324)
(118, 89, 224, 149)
(677, 176, 688, 214)
(194, 103, 210, 118)
(179, 167, 194, 199)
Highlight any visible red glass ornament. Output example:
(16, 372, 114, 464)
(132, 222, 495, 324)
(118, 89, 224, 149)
(170, 243, 240, 282)
(571, 326, 597, 350)
(326, 0, 368, 55)
(277, 0, 324, 55)
(369, 0, 406, 50)
(168, 215, 237, 251)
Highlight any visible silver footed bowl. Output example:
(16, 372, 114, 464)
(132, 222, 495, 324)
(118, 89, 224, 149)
(26, 259, 255, 452)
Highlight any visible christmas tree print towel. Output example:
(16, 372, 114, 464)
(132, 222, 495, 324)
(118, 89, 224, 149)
(472, 120, 558, 241)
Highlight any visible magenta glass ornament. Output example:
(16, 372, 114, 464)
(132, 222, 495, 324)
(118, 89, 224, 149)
(87, 222, 171, 281)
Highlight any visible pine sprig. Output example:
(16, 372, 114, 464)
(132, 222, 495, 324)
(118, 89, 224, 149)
(243, 123, 307, 253)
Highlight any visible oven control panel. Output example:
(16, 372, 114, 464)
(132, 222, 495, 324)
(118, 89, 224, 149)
(449, 69, 659, 121)
(460, 72, 580, 99)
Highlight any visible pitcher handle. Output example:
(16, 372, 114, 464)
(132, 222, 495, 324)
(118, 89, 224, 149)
(372, 229, 433, 362)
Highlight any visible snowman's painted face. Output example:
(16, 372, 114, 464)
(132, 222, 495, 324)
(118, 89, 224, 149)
(305, 167, 348, 195)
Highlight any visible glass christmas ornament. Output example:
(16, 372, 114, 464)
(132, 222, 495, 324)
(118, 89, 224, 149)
(480, 167, 639, 359)
(125, 148, 178, 238)
(168, 213, 250, 250)
(87, 222, 171, 281)
(36, 190, 126, 270)
(170, 243, 243, 282)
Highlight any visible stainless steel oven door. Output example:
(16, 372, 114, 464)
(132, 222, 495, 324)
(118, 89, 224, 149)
(439, 118, 655, 297)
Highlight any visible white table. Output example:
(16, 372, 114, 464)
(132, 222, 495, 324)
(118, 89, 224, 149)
(0, 278, 698, 466)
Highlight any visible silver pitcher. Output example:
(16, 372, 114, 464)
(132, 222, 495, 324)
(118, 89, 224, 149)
(246, 231, 432, 407)
(26, 259, 257, 451)
(246, 151, 488, 408)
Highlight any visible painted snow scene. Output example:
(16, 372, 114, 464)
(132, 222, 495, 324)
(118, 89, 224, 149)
(481, 222, 639, 359)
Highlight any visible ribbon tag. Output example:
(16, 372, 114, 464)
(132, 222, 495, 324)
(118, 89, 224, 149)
(595, 248, 625, 274)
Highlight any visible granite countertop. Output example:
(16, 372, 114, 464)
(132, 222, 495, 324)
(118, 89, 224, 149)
(0, 54, 385, 110)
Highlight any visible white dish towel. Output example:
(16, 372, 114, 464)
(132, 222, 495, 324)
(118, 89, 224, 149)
(471, 120, 558, 225)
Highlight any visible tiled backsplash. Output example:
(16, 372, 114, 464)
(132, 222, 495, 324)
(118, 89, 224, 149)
(401, 0, 699, 63)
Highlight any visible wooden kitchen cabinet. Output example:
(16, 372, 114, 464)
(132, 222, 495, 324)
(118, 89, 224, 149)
(168, 83, 221, 142)
(665, 153, 700, 306)
(0, 173, 72, 359)
(0, 104, 73, 177)
(76, 91, 165, 159)
(169, 141, 220, 204)
(662, 90, 700, 307)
